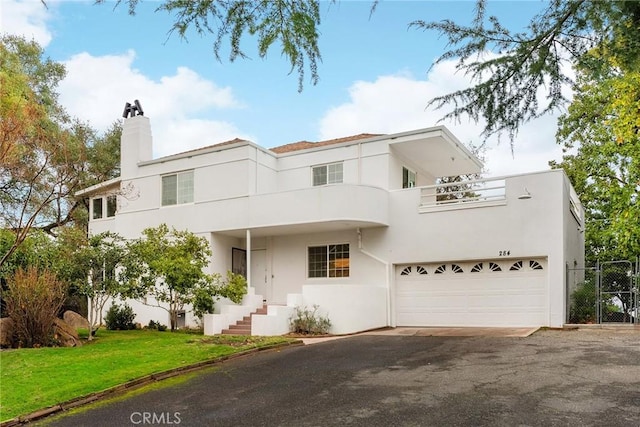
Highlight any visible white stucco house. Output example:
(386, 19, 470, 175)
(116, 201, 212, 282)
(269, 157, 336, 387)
(78, 114, 584, 335)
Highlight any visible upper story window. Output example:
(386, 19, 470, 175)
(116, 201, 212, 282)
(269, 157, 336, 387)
(312, 162, 343, 186)
(92, 195, 117, 220)
(402, 167, 416, 188)
(308, 243, 349, 278)
(162, 170, 194, 206)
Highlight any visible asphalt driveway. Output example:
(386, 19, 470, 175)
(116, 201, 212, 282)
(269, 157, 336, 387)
(40, 329, 640, 426)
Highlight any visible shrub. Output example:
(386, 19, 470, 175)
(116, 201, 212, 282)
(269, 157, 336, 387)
(290, 305, 331, 335)
(147, 320, 167, 331)
(3, 267, 67, 348)
(569, 281, 596, 323)
(104, 303, 136, 330)
(218, 271, 248, 304)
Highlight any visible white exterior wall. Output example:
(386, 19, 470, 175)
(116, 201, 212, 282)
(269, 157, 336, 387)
(267, 230, 388, 304)
(276, 140, 394, 191)
(381, 170, 572, 327)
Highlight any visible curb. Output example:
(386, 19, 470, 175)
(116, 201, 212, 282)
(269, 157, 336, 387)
(0, 340, 303, 427)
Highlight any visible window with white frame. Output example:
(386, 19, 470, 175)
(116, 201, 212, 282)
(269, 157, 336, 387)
(308, 244, 350, 278)
(312, 162, 343, 186)
(402, 167, 416, 188)
(162, 170, 194, 206)
(92, 195, 117, 220)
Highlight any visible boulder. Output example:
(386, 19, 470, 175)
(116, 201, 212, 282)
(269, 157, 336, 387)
(63, 310, 90, 330)
(0, 317, 14, 348)
(54, 318, 82, 347)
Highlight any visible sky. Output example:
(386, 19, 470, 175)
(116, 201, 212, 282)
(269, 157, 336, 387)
(2, 0, 568, 177)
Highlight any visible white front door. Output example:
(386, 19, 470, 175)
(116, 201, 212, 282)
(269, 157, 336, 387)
(251, 249, 269, 302)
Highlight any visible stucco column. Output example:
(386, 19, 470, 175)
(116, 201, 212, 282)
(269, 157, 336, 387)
(246, 229, 251, 290)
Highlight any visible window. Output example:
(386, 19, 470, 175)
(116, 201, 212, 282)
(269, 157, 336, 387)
(92, 198, 103, 219)
(529, 260, 544, 270)
(402, 167, 416, 188)
(451, 264, 464, 273)
(308, 244, 349, 278)
(106, 195, 117, 217)
(162, 170, 194, 206)
(434, 264, 446, 274)
(471, 263, 484, 273)
(312, 163, 343, 186)
(510, 261, 523, 271)
(92, 195, 117, 220)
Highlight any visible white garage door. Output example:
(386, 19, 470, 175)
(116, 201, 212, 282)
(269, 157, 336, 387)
(396, 259, 548, 327)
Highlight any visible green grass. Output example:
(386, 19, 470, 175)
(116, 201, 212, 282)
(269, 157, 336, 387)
(0, 330, 294, 421)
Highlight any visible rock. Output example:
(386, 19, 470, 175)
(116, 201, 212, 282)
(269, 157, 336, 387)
(63, 310, 90, 330)
(54, 318, 82, 347)
(0, 317, 14, 348)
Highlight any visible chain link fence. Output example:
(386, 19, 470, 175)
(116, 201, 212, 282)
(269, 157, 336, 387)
(567, 258, 639, 324)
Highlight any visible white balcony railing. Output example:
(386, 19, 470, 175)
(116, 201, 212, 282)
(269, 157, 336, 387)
(419, 176, 506, 213)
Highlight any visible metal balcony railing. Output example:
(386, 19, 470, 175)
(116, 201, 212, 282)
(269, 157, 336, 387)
(419, 176, 507, 212)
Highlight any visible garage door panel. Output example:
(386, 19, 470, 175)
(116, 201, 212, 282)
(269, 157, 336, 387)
(396, 259, 548, 327)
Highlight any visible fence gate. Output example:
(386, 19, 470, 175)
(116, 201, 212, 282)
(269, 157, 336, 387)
(567, 258, 639, 325)
(598, 260, 636, 324)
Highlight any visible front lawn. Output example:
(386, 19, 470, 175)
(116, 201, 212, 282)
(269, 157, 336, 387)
(0, 330, 294, 421)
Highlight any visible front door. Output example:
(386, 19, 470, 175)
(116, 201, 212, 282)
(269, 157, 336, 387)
(251, 249, 269, 302)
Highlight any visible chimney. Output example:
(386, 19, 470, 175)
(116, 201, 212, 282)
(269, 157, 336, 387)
(120, 115, 152, 180)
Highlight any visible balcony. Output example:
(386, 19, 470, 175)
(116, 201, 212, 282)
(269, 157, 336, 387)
(207, 184, 389, 237)
(419, 176, 507, 213)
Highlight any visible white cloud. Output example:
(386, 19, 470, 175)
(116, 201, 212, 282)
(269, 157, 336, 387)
(1, 0, 53, 46)
(58, 51, 250, 158)
(319, 60, 567, 177)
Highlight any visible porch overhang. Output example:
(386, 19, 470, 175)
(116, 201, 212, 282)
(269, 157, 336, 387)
(389, 126, 482, 177)
(75, 177, 121, 197)
(215, 219, 386, 238)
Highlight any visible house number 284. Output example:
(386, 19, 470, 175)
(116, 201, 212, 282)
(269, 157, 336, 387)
(499, 250, 511, 256)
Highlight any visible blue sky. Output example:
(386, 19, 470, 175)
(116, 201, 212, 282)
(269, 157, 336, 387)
(2, 0, 566, 177)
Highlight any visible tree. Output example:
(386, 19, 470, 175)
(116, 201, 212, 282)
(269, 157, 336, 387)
(436, 142, 486, 202)
(60, 231, 127, 340)
(102, 0, 323, 92)
(551, 63, 639, 264)
(1, 35, 81, 267)
(0, 36, 123, 269)
(415, 0, 640, 143)
(121, 224, 215, 331)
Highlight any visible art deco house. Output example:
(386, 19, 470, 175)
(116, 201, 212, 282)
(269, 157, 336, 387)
(78, 114, 584, 335)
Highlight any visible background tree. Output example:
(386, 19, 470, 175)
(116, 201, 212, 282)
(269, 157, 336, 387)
(414, 0, 640, 142)
(104, 0, 639, 146)
(0, 35, 122, 269)
(436, 142, 486, 202)
(1, 35, 81, 268)
(121, 224, 215, 331)
(102, 0, 323, 91)
(551, 67, 639, 264)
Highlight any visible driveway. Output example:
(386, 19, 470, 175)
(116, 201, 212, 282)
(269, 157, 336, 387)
(40, 329, 640, 426)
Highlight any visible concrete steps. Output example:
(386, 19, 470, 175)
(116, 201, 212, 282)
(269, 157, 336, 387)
(221, 305, 267, 335)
